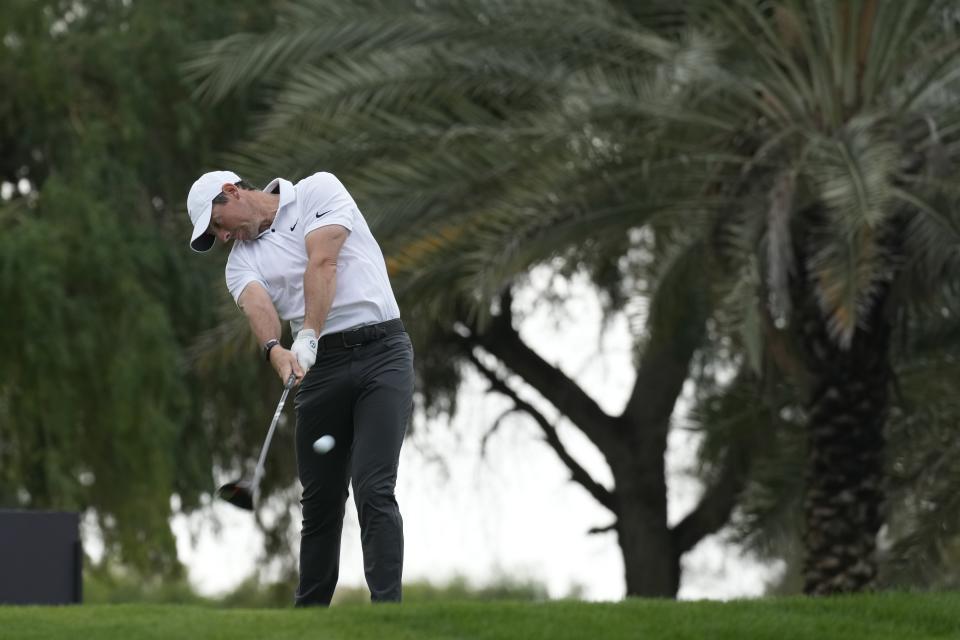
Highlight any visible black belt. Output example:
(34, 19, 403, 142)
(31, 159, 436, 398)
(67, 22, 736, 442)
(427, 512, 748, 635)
(318, 318, 404, 351)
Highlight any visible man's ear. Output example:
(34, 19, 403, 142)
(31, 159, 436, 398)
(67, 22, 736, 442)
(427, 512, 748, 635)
(222, 183, 239, 198)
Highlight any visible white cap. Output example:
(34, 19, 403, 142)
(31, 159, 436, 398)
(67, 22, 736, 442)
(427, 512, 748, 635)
(186, 170, 241, 252)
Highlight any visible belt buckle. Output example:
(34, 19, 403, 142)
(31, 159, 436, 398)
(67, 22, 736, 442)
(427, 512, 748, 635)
(341, 327, 364, 349)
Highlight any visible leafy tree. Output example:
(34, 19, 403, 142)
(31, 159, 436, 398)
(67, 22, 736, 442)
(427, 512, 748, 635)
(0, 0, 274, 576)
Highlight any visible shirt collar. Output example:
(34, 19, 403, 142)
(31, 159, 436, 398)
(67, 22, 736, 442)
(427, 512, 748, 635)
(256, 178, 296, 239)
(262, 177, 295, 209)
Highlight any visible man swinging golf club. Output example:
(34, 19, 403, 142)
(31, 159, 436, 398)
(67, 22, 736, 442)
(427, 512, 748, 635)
(186, 169, 414, 606)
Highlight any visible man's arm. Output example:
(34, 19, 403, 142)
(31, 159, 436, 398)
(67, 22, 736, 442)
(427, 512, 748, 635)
(302, 224, 349, 335)
(238, 282, 303, 382)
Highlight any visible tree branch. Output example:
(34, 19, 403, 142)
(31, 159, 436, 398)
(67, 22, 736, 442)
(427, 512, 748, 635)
(622, 337, 693, 430)
(587, 522, 617, 535)
(465, 289, 619, 452)
(622, 267, 709, 431)
(466, 350, 617, 514)
(481, 407, 518, 457)
(671, 453, 749, 555)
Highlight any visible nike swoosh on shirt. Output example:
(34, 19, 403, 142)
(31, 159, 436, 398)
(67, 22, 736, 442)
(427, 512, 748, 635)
(289, 220, 298, 231)
(315, 209, 332, 219)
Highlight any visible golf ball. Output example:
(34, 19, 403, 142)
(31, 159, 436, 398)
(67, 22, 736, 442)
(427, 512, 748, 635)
(313, 434, 335, 454)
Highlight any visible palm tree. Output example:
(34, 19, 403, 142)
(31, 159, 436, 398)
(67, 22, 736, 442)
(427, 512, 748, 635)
(187, 0, 748, 597)
(187, 0, 960, 595)
(691, 308, 960, 593)
(677, 0, 960, 594)
(631, 0, 960, 593)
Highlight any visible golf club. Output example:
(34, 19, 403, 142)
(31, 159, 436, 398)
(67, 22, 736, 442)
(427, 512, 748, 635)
(217, 373, 297, 511)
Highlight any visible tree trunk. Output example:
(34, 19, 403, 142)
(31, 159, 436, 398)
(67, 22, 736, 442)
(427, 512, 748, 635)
(467, 274, 737, 600)
(609, 432, 679, 597)
(798, 297, 891, 595)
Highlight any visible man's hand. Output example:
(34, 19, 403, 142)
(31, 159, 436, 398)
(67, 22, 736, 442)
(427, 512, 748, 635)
(291, 329, 319, 372)
(269, 346, 305, 384)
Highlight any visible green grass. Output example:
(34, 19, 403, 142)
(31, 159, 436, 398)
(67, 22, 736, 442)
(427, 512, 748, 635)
(1, 593, 959, 639)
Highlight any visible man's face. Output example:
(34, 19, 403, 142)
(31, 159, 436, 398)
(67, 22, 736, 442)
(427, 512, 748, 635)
(208, 184, 257, 244)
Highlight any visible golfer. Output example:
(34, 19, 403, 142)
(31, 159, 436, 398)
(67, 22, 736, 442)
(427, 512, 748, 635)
(186, 170, 414, 606)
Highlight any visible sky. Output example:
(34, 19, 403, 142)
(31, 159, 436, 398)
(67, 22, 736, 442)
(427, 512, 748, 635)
(169, 269, 784, 601)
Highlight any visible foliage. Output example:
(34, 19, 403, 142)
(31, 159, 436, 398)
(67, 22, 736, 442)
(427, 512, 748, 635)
(83, 566, 550, 607)
(84, 565, 209, 606)
(0, 0, 276, 575)
(184, 0, 700, 330)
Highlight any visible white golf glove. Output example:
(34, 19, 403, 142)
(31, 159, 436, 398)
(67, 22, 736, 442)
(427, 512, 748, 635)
(291, 329, 318, 372)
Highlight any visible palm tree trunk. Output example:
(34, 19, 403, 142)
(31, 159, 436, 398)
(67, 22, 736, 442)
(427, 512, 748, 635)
(797, 295, 892, 594)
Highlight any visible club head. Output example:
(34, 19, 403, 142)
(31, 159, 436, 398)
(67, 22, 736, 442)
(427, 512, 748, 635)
(217, 480, 255, 511)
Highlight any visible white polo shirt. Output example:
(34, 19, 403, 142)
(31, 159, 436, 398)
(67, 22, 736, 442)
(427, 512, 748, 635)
(224, 172, 400, 336)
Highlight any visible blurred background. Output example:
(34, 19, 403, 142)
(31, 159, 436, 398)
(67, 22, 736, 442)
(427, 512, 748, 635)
(4, 0, 960, 606)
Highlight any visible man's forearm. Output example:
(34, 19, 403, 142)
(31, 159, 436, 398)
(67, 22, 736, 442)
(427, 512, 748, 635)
(302, 262, 337, 335)
(238, 283, 303, 380)
(238, 286, 282, 344)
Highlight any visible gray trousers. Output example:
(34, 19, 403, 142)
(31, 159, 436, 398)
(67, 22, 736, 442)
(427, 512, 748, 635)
(292, 323, 413, 606)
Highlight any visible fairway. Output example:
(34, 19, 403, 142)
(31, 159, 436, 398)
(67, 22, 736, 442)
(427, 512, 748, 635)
(1, 593, 958, 640)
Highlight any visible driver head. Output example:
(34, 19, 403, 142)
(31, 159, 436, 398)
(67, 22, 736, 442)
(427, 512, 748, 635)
(217, 481, 255, 511)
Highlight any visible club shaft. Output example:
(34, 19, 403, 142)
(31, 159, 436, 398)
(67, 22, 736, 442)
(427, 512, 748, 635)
(250, 374, 297, 491)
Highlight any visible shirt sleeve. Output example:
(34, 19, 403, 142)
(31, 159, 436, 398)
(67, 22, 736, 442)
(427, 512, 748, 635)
(299, 172, 358, 238)
(225, 247, 267, 306)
